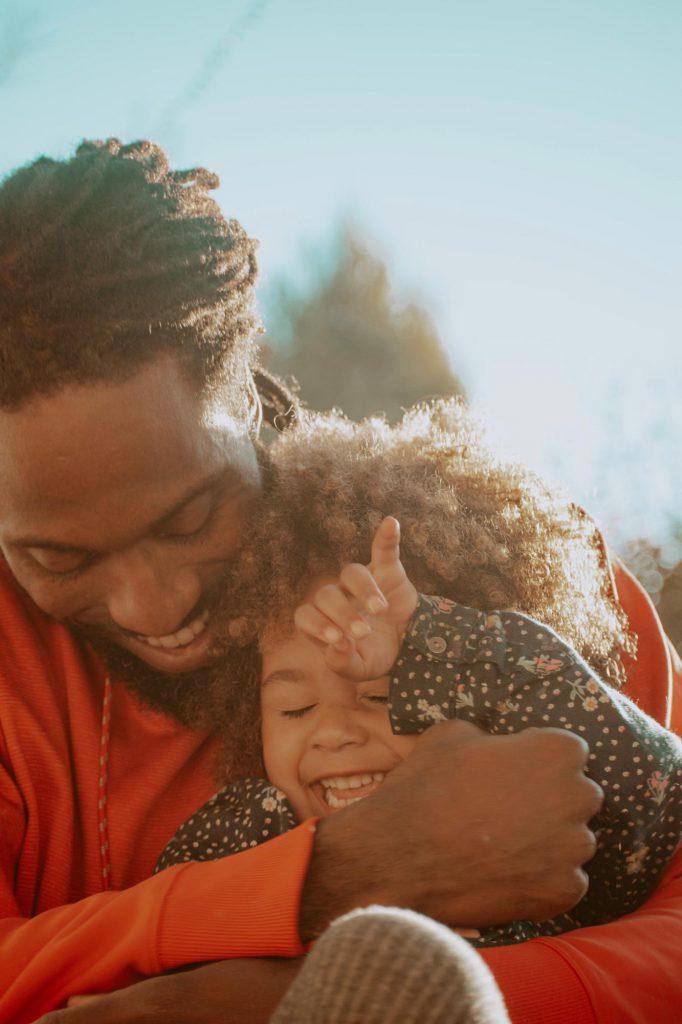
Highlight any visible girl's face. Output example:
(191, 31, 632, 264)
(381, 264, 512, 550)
(260, 627, 417, 822)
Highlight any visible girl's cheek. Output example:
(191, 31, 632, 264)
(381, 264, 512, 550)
(261, 716, 295, 786)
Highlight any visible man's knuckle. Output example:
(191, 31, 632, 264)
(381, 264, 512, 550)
(558, 729, 590, 758)
(562, 824, 597, 867)
(580, 826, 598, 861)
(536, 726, 588, 756)
(568, 732, 590, 757)
(586, 777, 605, 812)
(571, 776, 603, 818)
(569, 867, 590, 902)
(546, 869, 588, 914)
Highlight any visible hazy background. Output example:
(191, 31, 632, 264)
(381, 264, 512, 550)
(1, 0, 680, 645)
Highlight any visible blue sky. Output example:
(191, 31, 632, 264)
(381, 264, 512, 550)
(1, 0, 680, 545)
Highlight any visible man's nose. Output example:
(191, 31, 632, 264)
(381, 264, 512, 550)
(106, 547, 202, 637)
(311, 706, 367, 751)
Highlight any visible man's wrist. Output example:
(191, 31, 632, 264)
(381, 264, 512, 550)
(298, 802, 398, 942)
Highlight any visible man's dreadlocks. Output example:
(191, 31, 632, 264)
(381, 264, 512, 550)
(0, 138, 297, 426)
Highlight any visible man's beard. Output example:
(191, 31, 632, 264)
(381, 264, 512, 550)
(71, 623, 229, 729)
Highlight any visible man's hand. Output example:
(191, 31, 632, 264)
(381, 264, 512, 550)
(300, 720, 603, 939)
(32, 958, 301, 1024)
(293, 516, 418, 681)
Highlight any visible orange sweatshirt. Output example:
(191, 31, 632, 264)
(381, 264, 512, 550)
(0, 559, 680, 1023)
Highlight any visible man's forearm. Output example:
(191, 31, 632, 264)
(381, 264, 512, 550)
(300, 721, 601, 939)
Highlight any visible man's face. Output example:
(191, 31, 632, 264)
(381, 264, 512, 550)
(0, 355, 261, 677)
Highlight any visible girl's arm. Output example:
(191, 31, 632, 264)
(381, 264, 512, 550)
(389, 594, 682, 939)
(155, 779, 298, 870)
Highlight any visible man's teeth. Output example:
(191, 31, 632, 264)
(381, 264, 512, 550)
(319, 772, 386, 808)
(141, 609, 210, 649)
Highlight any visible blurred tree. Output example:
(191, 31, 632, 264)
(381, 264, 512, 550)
(262, 226, 682, 657)
(261, 225, 465, 422)
(621, 527, 682, 656)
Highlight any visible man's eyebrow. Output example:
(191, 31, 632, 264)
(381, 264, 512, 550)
(12, 469, 232, 553)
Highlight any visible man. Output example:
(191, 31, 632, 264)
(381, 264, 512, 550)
(0, 139, 679, 1024)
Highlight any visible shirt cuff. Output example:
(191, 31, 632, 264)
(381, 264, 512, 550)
(157, 819, 318, 967)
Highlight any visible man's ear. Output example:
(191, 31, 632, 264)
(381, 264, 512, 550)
(246, 372, 263, 434)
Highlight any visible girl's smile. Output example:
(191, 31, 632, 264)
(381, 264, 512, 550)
(260, 617, 417, 822)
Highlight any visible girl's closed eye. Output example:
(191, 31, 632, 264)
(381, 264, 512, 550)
(357, 678, 391, 707)
(280, 704, 316, 719)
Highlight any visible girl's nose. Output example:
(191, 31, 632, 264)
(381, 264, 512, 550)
(310, 705, 369, 751)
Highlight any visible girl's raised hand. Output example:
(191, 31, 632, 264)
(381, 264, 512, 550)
(293, 516, 418, 681)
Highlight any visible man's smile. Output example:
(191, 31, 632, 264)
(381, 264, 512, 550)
(104, 608, 218, 673)
(129, 608, 210, 650)
(71, 594, 225, 676)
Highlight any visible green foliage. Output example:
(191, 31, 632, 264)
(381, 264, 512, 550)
(261, 225, 465, 423)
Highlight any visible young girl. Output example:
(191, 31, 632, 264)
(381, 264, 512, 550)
(156, 401, 682, 947)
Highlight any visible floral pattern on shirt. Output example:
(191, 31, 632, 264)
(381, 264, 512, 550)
(389, 594, 682, 946)
(154, 779, 297, 872)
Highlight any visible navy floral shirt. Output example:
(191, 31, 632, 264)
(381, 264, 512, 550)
(156, 597, 682, 947)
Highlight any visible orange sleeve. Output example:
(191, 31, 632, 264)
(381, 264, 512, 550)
(0, 822, 313, 1024)
(480, 562, 682, 1023)
(0, 561, 316, 1023)
(481, 847, 682, 1024)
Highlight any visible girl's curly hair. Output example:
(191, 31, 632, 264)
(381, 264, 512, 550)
(210, 400, 635, 780)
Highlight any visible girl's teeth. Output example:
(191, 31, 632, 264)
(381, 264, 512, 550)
(326, 794, 364, 809)
(319, 772, 387, 807)
(321, 772, 385, 790)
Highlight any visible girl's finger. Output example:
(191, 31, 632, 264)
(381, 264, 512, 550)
(294, 602, 345, 645)
(294, 599, 369, 645)
(338, 562, 388, 615)
(312, 583, 372, 640)
(369, 516, 402, 571)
